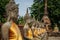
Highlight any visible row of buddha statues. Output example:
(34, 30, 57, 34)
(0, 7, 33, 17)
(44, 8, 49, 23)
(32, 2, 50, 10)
(23, 10, 48, 40)
(23, 22, 47, 40)
(23, 8, 59, 40)
(23, 21, 59, 39)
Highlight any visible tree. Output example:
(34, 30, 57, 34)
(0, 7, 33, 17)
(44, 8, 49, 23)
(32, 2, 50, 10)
(30, 0, 60, 29)
(0, 0, 9, 23)
(0, 0, 9, 38)
(17, 16, 25, 25)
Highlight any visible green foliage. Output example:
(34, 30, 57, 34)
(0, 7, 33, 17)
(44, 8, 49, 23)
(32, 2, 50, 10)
(30, 0, 60, 29)
(0, 0, 9, 23)
(30, 0, 44, 20)
(17, 16, 25, 25)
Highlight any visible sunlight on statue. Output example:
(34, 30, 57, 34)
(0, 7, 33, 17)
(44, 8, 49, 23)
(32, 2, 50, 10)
(53, 24, 59, 32)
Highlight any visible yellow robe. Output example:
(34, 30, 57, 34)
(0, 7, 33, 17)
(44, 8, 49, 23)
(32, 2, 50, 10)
(26, 28, 33, 39)
(34, 29, 38, 36)
(9, 22, 23, 40)
(39, 28, 46, 34)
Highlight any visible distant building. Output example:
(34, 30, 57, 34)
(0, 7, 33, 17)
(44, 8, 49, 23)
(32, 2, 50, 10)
(41, 0, 51, 31)
(24, 8, 32, 23)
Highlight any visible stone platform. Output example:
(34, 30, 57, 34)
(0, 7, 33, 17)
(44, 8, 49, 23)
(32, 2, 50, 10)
(48, 32, 60, 40)
(48, 37, 60, 40)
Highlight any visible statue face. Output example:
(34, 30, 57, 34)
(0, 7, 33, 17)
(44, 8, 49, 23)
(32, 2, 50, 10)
(8, 12, 17, 21)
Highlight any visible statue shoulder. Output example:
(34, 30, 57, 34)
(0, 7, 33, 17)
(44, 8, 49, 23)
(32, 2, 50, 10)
(1, 22, 11, 40)
(2, 22, 11, 28)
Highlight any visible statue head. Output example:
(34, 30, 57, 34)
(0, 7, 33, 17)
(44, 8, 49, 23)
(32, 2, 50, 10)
(6, 0, 18, 22)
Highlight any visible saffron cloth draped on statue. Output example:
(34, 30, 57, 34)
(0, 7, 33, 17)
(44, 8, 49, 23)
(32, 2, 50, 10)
(9, 21, 23, 40)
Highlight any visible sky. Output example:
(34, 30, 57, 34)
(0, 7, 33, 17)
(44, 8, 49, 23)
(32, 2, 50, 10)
(15, 0, 33, 16)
